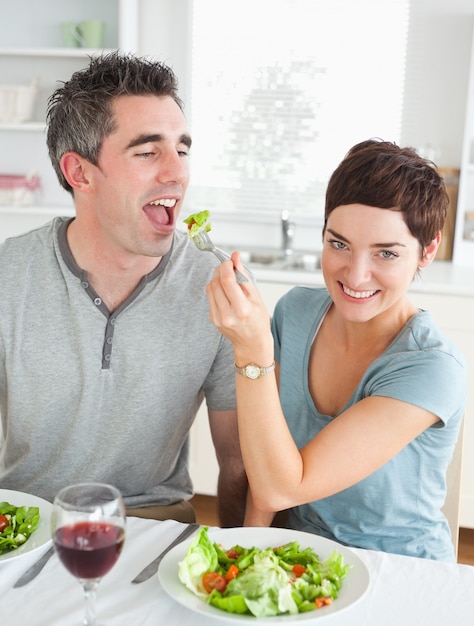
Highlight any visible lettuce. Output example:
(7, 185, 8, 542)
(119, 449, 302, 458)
(183, 210, 211, 236)
(207, 591, 248, 614)
(0, 502, 40, 555)
(224, 551, 298, 616)
(178, 526, 218, 597)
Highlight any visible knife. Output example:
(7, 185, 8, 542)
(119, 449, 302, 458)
(13, 545, 55, 588)
(132, 522, 199, 584)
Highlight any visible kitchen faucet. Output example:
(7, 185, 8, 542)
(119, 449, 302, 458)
(281, 210, 295, 257)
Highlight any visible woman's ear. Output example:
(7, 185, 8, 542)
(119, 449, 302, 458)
(419, 231, 441, 268)
(60, 152, 92, 193)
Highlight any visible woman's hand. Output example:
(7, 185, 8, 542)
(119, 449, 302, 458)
(206, 252, 274, 364)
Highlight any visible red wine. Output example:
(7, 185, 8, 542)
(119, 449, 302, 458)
(54, 521, 124, 580)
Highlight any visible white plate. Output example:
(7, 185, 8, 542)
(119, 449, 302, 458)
(159, 526, 371, 622)
(0, 489, 53, 563)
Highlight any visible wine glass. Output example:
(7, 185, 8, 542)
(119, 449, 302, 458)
(51, 482, 126, 626)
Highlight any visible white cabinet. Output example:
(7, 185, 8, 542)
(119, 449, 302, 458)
(0, 0, 138, 216)
(453, 27, 474, 267)
(189, 403, 219, 496)
(409, 290, 474, 529)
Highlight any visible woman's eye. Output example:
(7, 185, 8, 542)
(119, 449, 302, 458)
(327, 239, 347, 250)
(380, 250, 398, 260)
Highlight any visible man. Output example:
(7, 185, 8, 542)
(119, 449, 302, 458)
(0, 52, 247, 526)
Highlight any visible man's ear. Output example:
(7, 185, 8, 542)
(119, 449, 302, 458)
(60, 152, 93, 192)
(419, 231, 441, 268)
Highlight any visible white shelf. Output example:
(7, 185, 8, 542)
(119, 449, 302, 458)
(0, 206, 74, 216)
(0, 47, 115, 58)
(0, 122, 46, 132)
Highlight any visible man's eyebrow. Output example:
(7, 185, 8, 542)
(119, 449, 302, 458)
(326, 228, 406, 248)
(126, 133, 192, 150)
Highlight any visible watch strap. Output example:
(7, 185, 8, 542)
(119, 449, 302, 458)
(235, 362, 276, 379)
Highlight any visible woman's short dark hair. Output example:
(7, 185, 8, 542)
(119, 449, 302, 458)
(324, 139, 449, 250)
(46, 51, 183, 193)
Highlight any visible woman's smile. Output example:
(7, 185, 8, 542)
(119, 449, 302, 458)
(340, 283, 380, 300)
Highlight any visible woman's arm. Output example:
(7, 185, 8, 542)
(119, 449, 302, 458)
(243, 490, 275, 527)
(206, 254, 440, 514)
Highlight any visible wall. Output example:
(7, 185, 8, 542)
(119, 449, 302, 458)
(401, 0, 474, 167)
(138, 0, 191, 105)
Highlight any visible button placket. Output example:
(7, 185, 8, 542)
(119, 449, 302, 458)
(102, 318, 115, 369)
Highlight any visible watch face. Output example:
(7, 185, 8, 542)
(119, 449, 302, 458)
(245, 365, 260, 379)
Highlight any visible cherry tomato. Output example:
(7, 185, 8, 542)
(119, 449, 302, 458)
(202, 572, 227, 593)
(292, 564, 306, 577)
(226, 548, 240, 560)
(315, 597, 333, 609)
(225, 563, 239, 582)
(0, 514, 9, 533)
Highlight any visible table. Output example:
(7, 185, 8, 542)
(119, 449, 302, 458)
(1, 517, 473, 625)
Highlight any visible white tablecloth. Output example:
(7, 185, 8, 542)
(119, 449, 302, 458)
(0, 517, 473, 625)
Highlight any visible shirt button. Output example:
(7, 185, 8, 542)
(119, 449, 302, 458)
(94, 297, 102, 306)
(105, 354, 111, 361)
(107, 337, 113, 344)
(81, 281, 89, 288)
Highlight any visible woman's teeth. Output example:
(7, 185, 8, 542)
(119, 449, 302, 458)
(343, 285, 377, 299)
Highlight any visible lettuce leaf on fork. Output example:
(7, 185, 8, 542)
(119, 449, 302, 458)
(183, 210, 211, 237)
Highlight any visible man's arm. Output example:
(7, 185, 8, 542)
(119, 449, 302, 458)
(209, 408, 248, 527)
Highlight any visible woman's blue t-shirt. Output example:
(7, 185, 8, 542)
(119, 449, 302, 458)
(271, 286, 466, 561)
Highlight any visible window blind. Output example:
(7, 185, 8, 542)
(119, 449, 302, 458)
(187, 0, 410, 222)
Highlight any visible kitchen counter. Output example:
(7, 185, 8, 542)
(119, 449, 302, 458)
(250, 259, 474, 297)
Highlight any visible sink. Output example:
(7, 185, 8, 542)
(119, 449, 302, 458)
(240, 248, 320, 272)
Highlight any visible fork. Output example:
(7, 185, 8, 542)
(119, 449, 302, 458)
(190, 228, 248, 284)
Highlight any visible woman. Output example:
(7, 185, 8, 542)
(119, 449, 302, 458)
(206, 139, 467, 561)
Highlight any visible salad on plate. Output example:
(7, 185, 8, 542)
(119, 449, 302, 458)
(0, 500, 40, 555)
(178, 526, 350, 618)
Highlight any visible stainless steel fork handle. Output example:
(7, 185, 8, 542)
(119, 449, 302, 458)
(211, 246, 231, 263)
(131, 522, 199, 584)
(212, 248, 248, 284)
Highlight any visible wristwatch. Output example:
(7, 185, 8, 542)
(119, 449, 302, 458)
(235, 362, 276, 380)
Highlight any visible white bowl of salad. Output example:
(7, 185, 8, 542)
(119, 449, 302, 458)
(159, 526, 370, 622)
(0, 489, 53, 563)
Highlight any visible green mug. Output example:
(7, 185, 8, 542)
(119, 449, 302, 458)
(61, 22, 82, 48)
(79, 20, 105, 48)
